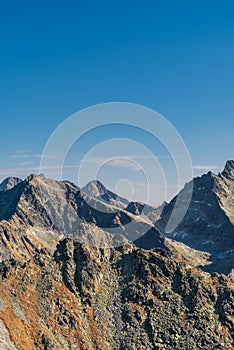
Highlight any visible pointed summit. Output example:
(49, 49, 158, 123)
(82, 180, 109, 197)
(222, 160, 234, 180)
(157, 166, 234, 253)
(82, 180, 129, 208)
(0, 177, 22, 191)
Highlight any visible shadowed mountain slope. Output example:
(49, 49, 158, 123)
(157, 161, 234, 254)
(0, 177, 22, 191)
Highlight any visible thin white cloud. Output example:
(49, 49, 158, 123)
(104, 158, 143, 171)
(11, 153, 57, 159)
(18, 161, 34, 166)
(193, 165, 221, 171)
(0, 165, 78, 176)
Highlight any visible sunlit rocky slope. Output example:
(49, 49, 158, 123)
(0, 163, 233, 349)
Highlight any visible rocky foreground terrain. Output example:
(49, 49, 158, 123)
(0, 162, 234, 349)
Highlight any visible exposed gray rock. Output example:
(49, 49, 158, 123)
(82, 180, 129, 208)
(125, 201, 155, 216)
(0, 295, 6, 312)
(0, 320, 17, 350)
(11, 295, 29, 325)
(0, 177, 22, 191)
(157, 162, 234, 260)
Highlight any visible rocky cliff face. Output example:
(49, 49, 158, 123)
(157, 161, 234, 256)
(125, 201, 156, 216)
(0, 169, 234, 349)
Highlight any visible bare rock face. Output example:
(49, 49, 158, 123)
(0, 177, 22, 191)
(157, 162, 234, 258)
(0, 170, 234, 349)
(216, 160, 234, 225)
(221, 160, 234, 180)
(82, 180, 129, 208)
(125, 200, 167, 224)
(126, 201, 155, 216)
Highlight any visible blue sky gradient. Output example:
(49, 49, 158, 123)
(0, 1, 234, 203)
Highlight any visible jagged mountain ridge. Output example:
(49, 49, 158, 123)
(157, 160, 234, 256)
(0, 174, 165, 259)
(0, 165, 234, 269)
(0, 165, 234, 349)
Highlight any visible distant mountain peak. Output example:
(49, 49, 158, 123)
(156, 160, 234, 256)
(222, 160, 234, 180)
(0, 177, 22, 191)
(82, 179, 129, 207)
(83, 179, 109, 197)
(25, 173, 46, 182)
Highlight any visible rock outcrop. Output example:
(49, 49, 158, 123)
(0, 177, 22, 191)
(0, 230, 234, 349)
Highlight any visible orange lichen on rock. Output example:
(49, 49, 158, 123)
(181, 314, 187, 325)
(86, 306, 109, 350)
(0, 290, 35, 349)
(129, 302, 146, 315)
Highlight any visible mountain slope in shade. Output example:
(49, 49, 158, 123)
(125, 201, 155, 216)
(0, 177, 22, 191)
(145, 201, 167, 222)
(157, 160, 234, 255)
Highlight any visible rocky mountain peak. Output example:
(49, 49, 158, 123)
(221, 160, 234, 180)
(82, 179, 109, 197)
(25, 173, 47, 184)
(156, 162, 234, 256)
(0, 177, 22, 191)
(82, 179, 129, 207)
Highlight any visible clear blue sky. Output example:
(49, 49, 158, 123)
(0, 1, 234, 204)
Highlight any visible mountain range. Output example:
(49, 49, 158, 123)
(0, 161, 234, 349)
